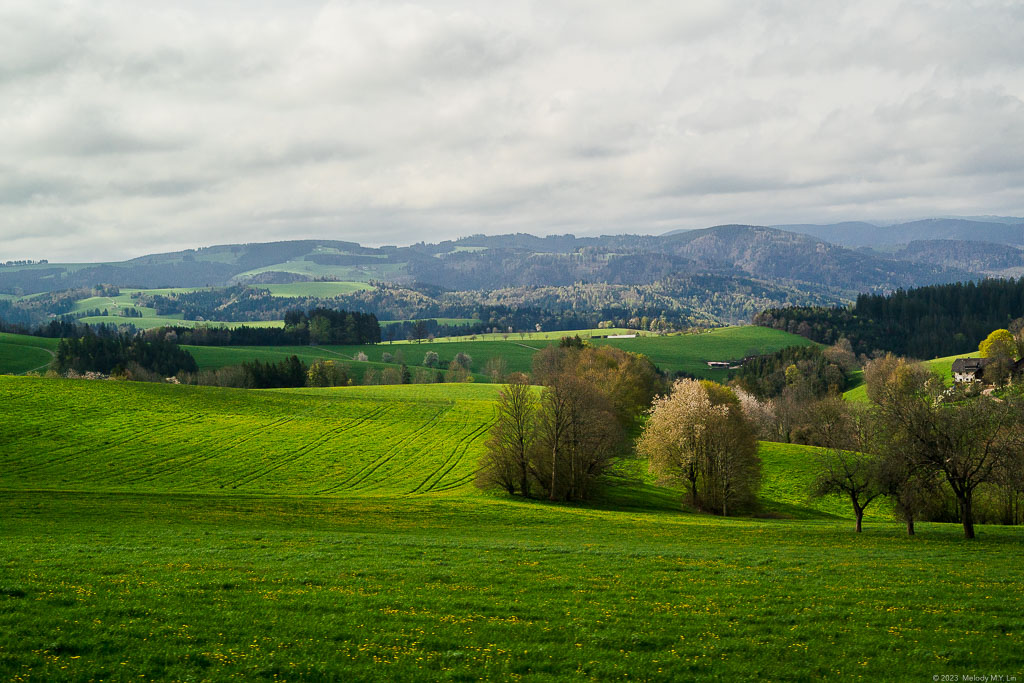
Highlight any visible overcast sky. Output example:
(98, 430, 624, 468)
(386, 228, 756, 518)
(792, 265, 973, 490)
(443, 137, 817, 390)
(2, 1, 1023, 262)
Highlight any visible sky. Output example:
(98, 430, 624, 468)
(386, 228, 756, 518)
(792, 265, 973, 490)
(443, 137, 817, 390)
(2, 1, 1023, 262)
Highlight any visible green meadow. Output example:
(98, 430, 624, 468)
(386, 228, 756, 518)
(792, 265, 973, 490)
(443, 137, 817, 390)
(260, 282, 374, 298)
(0, 333, 57, 375)
(1, 376, 1022, 680)
(184, 326, 813, 383)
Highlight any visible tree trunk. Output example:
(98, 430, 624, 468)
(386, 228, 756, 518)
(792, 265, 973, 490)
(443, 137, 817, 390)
(906, 518, 915, 536)
(959, 493, 976, 539)
(549, 445, 558, 502)
(851, 495, 863, 533)
(519, 444, 529, 499)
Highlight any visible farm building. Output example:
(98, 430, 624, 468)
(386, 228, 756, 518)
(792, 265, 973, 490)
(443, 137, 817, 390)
(952, 358, 991, 383)
(952, 357, 1024, 384)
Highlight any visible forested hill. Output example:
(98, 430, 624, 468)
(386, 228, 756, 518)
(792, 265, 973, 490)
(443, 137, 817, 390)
(770, 218, 1024, 249)
(754, 278, 1024, 359)
(1, 225, 973, 296)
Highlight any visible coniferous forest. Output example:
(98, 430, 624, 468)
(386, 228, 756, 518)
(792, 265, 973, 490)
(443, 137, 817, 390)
(754, 278, 1024, 359)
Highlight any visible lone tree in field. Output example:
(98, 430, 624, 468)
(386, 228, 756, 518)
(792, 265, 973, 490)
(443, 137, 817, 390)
(807, 397, 884, 533)
(477, 374, 536, 497)
(638, 379, 760, 516)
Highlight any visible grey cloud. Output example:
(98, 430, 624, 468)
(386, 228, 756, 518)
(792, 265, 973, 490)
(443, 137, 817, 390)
(0, 1, 1022, 262)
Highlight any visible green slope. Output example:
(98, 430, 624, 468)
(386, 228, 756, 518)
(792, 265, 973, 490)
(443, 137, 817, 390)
(259, 281, 374, 297)
(0, 378, 500, 496)
(0, 333, 58, 375)
(188, 326, 814, 382)
(758, 441, 891, 521)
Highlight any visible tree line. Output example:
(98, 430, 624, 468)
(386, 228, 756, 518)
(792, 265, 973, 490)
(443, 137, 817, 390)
(755, 278, 1024, 359)
(151, 309, 381, 346)
(54, 330, 197, 378)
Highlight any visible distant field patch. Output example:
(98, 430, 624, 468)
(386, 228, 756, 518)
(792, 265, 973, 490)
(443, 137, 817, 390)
(187, 326, 814, 381)
(233, 260, 407, 283)
(122, 287, 210, 296)
(258, 281, 374, 298)
(589, 327, 817, 380)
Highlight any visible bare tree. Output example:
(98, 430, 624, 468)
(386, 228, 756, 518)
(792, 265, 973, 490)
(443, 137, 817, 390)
(808, 398, 883, 532)
(484, 356, 508, 384)
(477, 375, 536, 497)
(530, 374, 621, 502)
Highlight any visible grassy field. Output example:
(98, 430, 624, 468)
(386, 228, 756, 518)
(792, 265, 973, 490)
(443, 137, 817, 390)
(589, 327, 815, 379)
(0, 379, 499, 495)
(233, 259, 406, 282)
(381, 317, 482, 326)
(1, 377, 1022, 680)
(0, 333, 58, 375)
(259, 282, 374, 298)
(394, 328, 640, 343)
(186, 326, 814, 382)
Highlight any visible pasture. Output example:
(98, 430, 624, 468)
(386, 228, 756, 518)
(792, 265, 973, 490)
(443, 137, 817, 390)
(186, 326, 814, 382)
(0, 379, 499, 495)
(259, 281, 374, 298)
(1, 377, 1022, 680)
(0, 333, 57, 375)
(232, 259, 406, 283)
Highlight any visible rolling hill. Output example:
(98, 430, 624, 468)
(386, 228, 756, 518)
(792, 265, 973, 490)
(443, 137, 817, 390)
(773, 218, 1024, 248)
(0, 223, 982, 298)
(2, 376, 1021, 680)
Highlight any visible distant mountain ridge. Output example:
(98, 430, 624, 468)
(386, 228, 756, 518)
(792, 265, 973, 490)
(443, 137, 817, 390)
(0, 223, 997, 297)
(770, 218, 1024, 248)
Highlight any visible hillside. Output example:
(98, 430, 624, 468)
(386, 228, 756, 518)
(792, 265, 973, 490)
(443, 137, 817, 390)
(0, 378, 501, 495)
(3, 377, 1021, 680)
(843, 352, 974, 403)
(0, 332, 57, 375)
(1, 375, 870, 521)
(1, 225, 978, 300)
(893, 239, 1024, 275)
(773, 218, 1024, 248)
(181, 326, 815, 382)
(661, 225, 971, 292)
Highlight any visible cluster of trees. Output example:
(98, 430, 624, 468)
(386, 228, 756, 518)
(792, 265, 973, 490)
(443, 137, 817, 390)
(733, 343, 854, 399)
(180, 358, 353, 390)
(476, 341, 664, 501)
(755, 278, 1024, 359)
(54, 330, 197, 378)
(283, 308, 381, 345)
(805, 356, 1024, 538)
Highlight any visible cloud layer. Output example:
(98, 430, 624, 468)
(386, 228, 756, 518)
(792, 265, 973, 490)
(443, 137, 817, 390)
(2, 0, 1023, 261)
